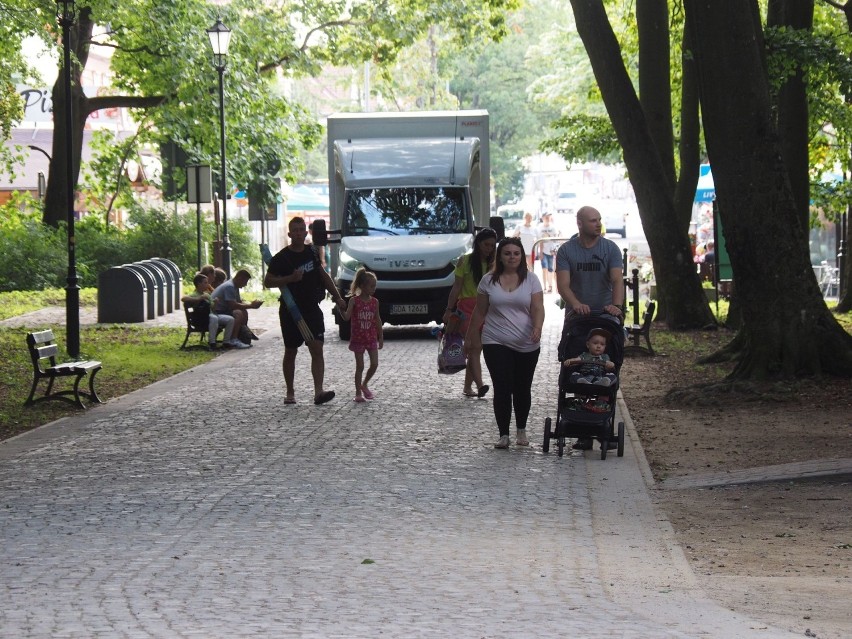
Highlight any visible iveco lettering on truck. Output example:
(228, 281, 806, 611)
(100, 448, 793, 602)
(326, 110, 492, 339)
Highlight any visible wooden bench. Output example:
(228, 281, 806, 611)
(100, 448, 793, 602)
(180, 301, 227, 349)
(25, 330, 103, 409)
(625, 301, 656, 356)
(181, 301, 212, 349)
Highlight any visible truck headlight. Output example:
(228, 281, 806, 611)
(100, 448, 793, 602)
(339, 250, 362, 272)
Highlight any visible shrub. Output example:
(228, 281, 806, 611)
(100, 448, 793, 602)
(0, 196, 262, 292)
(0, 196, 66, 291)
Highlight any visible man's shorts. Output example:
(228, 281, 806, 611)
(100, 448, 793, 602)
(280, 303, 325, 348)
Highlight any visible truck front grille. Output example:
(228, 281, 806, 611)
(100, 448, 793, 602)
(371, 265, 455, 281)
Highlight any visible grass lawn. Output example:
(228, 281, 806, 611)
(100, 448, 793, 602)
(1, 293, 217, 441)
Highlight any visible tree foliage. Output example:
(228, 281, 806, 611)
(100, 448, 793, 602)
(764, 12, 852, 219)
(445, 0, 562, 203)
(540, 114, 622, 164)
(5, 0, 518, 238)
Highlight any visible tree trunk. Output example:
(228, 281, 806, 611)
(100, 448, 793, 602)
(684, 0, 852, 377)
(637, 0, 674, 190)
(43, 8, 164, 227)
(43, 8, 93, 228)
(767, 0, 814, 231)
(569, 0, 715, 329)
(664, 13, 703, 324)
(838, 195, 851, 312)
(674, 15, 701, 231)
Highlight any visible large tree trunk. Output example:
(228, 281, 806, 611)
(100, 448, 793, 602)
(684, 0, 852, 377)
(838, 192, 851, 312)
(673, 14, 701, 230)
(569, 0, 715, 329)
(767, 0, 814, 231)
(637, 0, 674, 190)
(666, 12, 704, 324)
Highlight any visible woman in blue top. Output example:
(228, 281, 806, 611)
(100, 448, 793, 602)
(464, 237, 545, 449)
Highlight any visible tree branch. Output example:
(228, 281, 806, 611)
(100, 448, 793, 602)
(88, 39, 168, 58)
(84, 95, 166, 116)
(257, 18, 359, 73)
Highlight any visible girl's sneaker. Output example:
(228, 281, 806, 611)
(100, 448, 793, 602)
(494, 435, 510, 449)
(362, 387, 375, 400)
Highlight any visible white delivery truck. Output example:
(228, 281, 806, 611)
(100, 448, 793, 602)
(325, 110, 495, 339)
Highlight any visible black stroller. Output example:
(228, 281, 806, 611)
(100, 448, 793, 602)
(543, 312, 626, 460)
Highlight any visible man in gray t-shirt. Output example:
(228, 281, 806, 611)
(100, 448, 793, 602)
(555, 206, 624, 319)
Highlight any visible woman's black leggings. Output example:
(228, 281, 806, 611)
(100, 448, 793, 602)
(482, 344, 541, 436)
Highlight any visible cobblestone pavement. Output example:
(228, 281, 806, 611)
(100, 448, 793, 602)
(0, 298, 797, 638)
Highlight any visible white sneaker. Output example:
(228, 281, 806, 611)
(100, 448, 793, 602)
(516, 430, 529, 446)
(597, 378, 611, 387)
(227, 339, 251, 349)
(494, 435, 510, 449)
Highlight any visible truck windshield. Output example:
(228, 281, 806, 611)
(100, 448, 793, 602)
(344, 187, 470, 236)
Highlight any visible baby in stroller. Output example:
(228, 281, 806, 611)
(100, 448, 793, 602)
(543, 313, 626, 458)
(562, 327, 618, 388)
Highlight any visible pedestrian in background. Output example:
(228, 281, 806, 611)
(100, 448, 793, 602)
(464, 237, 545, 449)
(537, 212, 559, 293)
(443, 227, 497, 398)
(513, 212, 538, 271)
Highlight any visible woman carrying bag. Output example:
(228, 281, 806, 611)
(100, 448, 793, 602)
(442, 227, 498, 398)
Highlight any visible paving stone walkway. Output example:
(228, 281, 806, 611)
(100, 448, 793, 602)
(0, 299, 799, 637)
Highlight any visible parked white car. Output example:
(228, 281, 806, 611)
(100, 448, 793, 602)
(555, 192, 577, 214)
(601, 208, 627, 238)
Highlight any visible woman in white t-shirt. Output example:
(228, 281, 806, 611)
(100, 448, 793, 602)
(513, 212, 539, 271)
(465, 237, 545, 449)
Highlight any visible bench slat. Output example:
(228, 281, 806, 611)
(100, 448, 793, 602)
(27, 330, 56, 346)
(71, 361, 101, 371)
(34, 344, 60, 359)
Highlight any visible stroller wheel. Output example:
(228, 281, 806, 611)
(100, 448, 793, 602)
(543, 417, 551, 453)
(617, 421, 625, 457)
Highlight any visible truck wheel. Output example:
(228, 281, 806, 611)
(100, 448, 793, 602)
(338, 322, 351, 341)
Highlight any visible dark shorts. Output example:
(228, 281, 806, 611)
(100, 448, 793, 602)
(279, 303, 325, 348)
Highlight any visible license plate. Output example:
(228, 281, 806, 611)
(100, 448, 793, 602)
(389, 304, 428, 315)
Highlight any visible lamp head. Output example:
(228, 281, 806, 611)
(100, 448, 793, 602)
(55, 0, 75, 20)
(207, 18, 231, 66)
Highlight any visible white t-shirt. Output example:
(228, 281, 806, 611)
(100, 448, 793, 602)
(515, 224, 538, 254)
(477, 273, 543, 352)
(537, 223, 560, 254)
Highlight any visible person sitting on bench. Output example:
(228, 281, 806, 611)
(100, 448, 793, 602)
(181, 272, 242, 349)
(211, 269, 263, 346)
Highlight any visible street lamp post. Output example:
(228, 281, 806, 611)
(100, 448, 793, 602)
(207, 18, 232, 277)
(56, 0, 80, 357)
